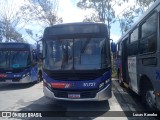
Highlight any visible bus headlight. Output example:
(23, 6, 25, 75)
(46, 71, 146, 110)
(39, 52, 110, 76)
(26, 72, 30, 75)
(99, 82, 105, 89)
(99, 79, 110, 91)
(22, 72, 30, 78)
(22, 74, 25, 78)
(105, 79, 110, 84)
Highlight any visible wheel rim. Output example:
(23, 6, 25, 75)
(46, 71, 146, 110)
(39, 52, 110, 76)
(146, 90, 156, 108)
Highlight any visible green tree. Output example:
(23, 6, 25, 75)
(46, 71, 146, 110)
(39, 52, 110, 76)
(117, 5, 142, 35)
(25, 28, 42, 44)
(77, 0, 124, 38)
(118, 0, 156, 35)
(0, 0, 28, 42)
(22, 0, 63, 27)
(136, 0, 156, 12)
(77, 0, 156, 36)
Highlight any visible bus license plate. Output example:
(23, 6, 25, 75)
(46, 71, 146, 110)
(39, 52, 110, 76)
(6, 80, 12, 82)
(68, 93, 80, 99)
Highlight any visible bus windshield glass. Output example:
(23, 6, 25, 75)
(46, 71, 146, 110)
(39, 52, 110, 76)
(0, 51, 30, 69)
(44, 37, 108, 70)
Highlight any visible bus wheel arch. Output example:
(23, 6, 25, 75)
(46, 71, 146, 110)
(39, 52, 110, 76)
(139, 75, 156, 110)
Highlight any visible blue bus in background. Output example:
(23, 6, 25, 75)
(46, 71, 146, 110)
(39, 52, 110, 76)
(0, 42, 42, 83)
(42, 22, 112, 101)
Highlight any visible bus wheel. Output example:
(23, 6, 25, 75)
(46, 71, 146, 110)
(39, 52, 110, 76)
(141, 82, 156, 110)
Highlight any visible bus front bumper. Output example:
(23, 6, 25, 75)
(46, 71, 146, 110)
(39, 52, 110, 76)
(43, 83, 112, 101)
(0, 75, 32, 84)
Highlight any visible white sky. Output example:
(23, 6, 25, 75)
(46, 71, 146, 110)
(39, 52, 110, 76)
(58, 0, 86, 23)
(58, 0, 137, 43)
(0, 0, 151, 44)
(22, 0, 125, 44)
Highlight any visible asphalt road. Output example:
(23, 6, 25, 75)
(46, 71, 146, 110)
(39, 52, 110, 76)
(0, 79, 158, 120)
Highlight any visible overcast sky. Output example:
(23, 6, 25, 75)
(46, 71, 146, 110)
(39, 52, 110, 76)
(58, 0, 123, 43)
(58, 0, 139, 43)
(25, 0, 137, 44)
(1, 0, 143, 44)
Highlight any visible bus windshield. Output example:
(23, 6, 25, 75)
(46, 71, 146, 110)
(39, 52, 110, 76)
(0, 51, 30, 69)
(44, 37, 108, 70)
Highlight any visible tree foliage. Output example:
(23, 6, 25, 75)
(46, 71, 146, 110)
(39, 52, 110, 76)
(118, 0, 156, 35)
(77, 0, 157, 36)
(0, 0, 27, 42)
(22, 0, 63, 27)
(77, 0, 127, 38)
(25, 28, 42, 43)
(136, 0, 156, 10)
(117, 5, 142, 34)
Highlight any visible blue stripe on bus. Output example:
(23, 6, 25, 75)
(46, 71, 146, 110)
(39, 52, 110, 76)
(0, 66, 38, 82)
(2, 67, 32, 78)
(43, 70, 111, 90)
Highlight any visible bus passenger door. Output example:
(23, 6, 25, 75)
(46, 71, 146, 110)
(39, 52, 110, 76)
(122, 38, 129, 84)
(127, 41, 138, 93)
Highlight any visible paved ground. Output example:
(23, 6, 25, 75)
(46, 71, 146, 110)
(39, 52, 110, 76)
(0, 79, 158, 120)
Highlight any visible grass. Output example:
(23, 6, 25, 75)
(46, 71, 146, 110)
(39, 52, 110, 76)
(112, 67, 117, 78)
(111, 56, 117, 78)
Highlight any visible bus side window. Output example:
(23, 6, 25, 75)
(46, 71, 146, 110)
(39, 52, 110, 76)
(128, 28, 138, 56)
(139, 13, 157, 54)
(118, 42, 122, 56)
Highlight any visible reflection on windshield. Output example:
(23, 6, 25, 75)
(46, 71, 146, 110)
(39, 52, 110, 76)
(0, 51, 8, 68)
(44, 38, 107, 70)
(10, 51, 30, 68)
(0, 51, 30, 69)
(74, 38, 101, 70)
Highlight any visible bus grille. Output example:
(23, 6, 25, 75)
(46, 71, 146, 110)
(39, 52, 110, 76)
(0, 78, 21, 82)
(0, 69, 25, 73)
(44, 68, 110, 80)
(49, 73, 101, 80)
(53, 90, 97, 99)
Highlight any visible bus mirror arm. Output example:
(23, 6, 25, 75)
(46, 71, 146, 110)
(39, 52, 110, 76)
(110, 40, 117, 53)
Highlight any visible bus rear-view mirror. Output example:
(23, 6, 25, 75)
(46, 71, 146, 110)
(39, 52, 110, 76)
(38, 53, 45, 61)
(110, 40, 117, 53)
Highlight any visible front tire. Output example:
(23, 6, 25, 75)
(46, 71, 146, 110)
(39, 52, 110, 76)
(141, 80, 156, 110)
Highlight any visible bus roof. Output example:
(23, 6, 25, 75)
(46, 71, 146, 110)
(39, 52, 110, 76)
(117, 0, 160, 43)
(45, 22, 106, 28)
(0, 42, 33, 50)
(42, 22, 108, 39)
